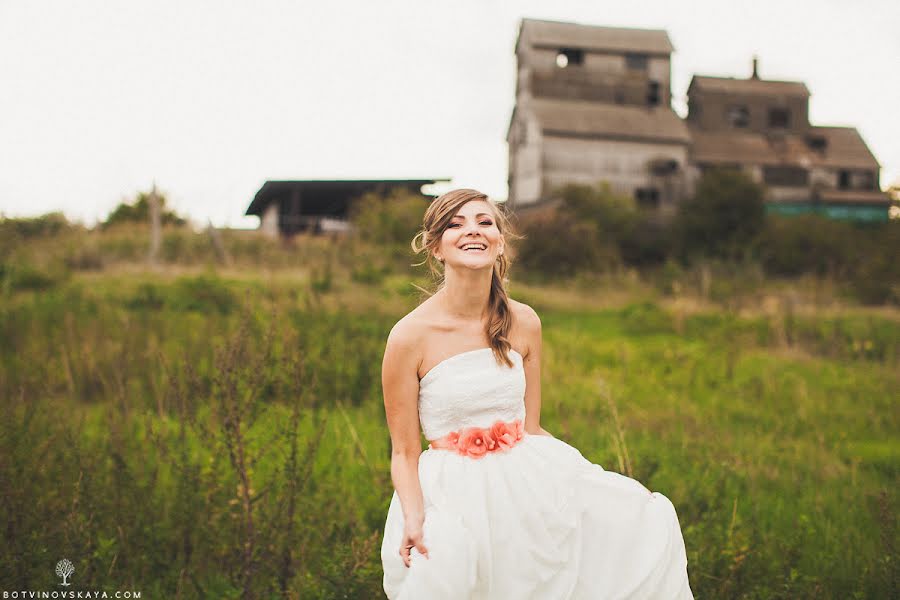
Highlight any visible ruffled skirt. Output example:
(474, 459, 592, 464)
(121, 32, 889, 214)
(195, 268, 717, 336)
(380, 433, 694, 599)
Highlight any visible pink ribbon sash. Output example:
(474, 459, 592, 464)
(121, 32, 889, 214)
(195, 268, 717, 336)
(428, 419, 525, 459)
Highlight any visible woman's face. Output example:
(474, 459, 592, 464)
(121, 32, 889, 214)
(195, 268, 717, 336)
(435, 199, 504, 270)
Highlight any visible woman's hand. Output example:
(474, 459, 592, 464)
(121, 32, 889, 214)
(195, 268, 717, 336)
(399, 515, 430, 568)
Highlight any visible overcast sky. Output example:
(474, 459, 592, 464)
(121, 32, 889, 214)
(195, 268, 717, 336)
(1, 0, 897, 228)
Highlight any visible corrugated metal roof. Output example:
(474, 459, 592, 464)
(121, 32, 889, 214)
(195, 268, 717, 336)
(528, 98, 690, 144)
(688, 75, 809, 97)
(689, 126, 879, 170)
(520, 18, 674, 55)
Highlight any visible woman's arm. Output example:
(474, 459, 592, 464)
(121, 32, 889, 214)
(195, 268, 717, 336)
(518, 303, 554, 438)
(382, 321, 430, 563)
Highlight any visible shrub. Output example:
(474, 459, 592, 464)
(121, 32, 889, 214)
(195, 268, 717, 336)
(558, 182, 638, 237)
(515, 212, 620, 278)
(0, 212, 75, 239)
(1, 261, 66, 291)
(674, 168, 766, 262)
(348, 190, 429, 258)
(755, 214, 856, 277)
(103, 189, 187, 229)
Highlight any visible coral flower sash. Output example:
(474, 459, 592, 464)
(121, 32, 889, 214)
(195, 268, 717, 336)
(428, 419, 525, 459)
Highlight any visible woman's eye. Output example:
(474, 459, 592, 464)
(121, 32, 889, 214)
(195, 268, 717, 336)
(448, 220, 492, 227)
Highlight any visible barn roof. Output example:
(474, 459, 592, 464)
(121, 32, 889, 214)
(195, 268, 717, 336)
(689, 126, 880, 170)
(526, 98, 690, 144)
(518, 18, 674, 55)
(688, 75, 810, 97)
(245, 179, 446, 217)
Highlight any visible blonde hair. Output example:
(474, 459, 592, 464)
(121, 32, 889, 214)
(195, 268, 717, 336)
(411, 188, 520, 367)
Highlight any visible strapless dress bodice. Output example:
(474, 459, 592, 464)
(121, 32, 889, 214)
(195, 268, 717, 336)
(418, 347, 526, 441)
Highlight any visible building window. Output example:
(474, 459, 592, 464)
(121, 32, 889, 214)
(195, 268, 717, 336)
(763, 166, 808, 187)
(635, 187, 660, 209)
(805, 134, 827, 151)
(840, 170, 876, 190)
(625, 53, 648, 70)
(768, 108, 791, 128)
(646, 80, 660, 106)
(556, 48, 583, 68)
(726, 105, 749, 128)
(838, 170, 850, 189)
(854, 171, 876, 190)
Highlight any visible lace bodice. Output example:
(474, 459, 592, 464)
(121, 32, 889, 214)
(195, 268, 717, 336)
(418, 347, 527, 440)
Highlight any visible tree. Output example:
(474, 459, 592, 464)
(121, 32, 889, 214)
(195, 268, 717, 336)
(102, 188, 186, 229)
(558, 182, 638, 237)
(674, 168, 766, 262)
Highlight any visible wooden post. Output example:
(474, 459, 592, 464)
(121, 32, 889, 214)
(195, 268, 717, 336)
(207, 219, 232, 266)
(148, 182, 161, 266)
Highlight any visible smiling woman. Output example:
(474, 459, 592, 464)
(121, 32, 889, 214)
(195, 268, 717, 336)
(378, 188, 695, 598)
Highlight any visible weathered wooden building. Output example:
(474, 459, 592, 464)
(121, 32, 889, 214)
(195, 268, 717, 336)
(686, 60, 890, 221)
(507, 18, 891, 222)
(507, 18, 690, 217)
(245, 179, 445, 237)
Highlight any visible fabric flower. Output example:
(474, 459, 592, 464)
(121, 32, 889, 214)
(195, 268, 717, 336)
(490, 420, 519, 451)
(513, 419, 524, 440)
(457, 426, 495, 458)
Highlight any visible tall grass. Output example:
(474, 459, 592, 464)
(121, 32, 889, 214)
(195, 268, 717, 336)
(0, 246, 897, 597)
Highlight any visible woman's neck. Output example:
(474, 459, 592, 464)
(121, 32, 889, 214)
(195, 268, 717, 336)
(437, 269, 493, 321)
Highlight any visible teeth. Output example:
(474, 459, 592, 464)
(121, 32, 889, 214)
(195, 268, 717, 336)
(462, 244, 486, 250)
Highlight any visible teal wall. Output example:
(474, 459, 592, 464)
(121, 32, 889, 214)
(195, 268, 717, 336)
(765, 203, 889, 223)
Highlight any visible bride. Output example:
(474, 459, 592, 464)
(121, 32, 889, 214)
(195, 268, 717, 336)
(379, 188, 694, 599)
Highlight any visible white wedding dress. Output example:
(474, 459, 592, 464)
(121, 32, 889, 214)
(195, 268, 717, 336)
(380, 347, 694, 599)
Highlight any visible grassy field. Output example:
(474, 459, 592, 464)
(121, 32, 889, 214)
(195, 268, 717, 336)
(1, 260, 897, 599)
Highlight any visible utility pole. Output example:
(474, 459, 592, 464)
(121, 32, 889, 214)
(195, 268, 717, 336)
(148, 182, 161, 267)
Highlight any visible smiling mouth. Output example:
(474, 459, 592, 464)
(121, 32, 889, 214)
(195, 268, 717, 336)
(460, 243, 488, 251)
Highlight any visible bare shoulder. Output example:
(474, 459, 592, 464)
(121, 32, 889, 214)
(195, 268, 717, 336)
(509, 298, 541, 333)
(383, 299, 437, 368)
(385, 309, 425, 356)
(509, 298, 541, 358)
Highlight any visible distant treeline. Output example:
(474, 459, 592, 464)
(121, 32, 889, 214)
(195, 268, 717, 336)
(1, 170, 898, 305)
(512, 170, 898, 305)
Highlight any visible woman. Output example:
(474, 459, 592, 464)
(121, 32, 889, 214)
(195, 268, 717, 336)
(379, 188, 694, 599)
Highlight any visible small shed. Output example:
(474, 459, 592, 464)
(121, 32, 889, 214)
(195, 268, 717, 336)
(246, 179, 447, 237)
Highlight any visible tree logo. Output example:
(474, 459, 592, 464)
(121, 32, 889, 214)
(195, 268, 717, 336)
(55, 558, 75, 586)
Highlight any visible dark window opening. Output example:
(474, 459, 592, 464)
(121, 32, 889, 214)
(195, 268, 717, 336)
(768, 108, 791, 128)
(805, 135, 827, 151)
(649, 158, 678, 176)
(726, 105, 749, 128)
(839, 170, 877, 191)
(625, 53, 648, 70)
(764, 166, 808, 187)
(556, 48, 584, 68)
(635, 187, 660, 209)
(647, 80, 660, 106)
(838, 170, 850, 189)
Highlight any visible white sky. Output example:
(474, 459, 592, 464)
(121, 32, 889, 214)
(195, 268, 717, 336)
(0, 0, 897, 228)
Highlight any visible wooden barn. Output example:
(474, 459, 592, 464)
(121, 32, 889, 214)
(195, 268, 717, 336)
(246, 179, 446, 237)
(506, 18, 892, 222)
